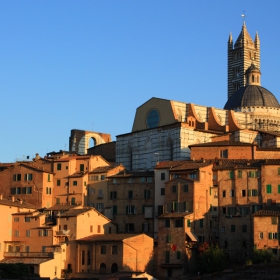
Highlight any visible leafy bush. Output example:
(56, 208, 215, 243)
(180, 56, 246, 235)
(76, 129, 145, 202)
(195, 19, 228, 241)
(249, 248, 275, 264)
(198, 244, 226, 273)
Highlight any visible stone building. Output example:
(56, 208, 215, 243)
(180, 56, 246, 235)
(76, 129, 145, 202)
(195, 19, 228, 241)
(76, 233, 154, 275)
(106, 170, 155, 236)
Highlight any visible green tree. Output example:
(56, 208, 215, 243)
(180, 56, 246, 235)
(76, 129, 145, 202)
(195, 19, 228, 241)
(249, 247, 275, 264)
(198, 244, 226, 273)
(0, 263, 30, 279)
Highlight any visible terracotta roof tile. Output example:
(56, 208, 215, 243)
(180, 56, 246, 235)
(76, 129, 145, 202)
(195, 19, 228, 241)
(78, 233, 147, 242)
(253, 209, 280, 217)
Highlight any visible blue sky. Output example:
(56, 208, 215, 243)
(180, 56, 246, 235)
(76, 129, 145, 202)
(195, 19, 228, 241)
(1, 1, 279, 162)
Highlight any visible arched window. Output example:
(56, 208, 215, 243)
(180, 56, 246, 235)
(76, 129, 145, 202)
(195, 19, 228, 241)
(111, 263, 118, 273)
(100, 263, 106, 274)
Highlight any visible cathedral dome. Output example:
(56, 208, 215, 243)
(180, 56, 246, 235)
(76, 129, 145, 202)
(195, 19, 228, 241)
(224, 85, 280, 110)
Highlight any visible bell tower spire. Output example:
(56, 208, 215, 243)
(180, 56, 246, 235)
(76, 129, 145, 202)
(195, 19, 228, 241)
(227, 22, 260, 100)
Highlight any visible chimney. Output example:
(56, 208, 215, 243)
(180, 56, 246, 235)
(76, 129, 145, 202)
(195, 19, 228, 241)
(12, 196, 15, 202)
(0, 194, 2, 200)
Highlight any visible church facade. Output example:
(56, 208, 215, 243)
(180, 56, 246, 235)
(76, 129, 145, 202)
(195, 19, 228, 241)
(116, 22, 280, 171)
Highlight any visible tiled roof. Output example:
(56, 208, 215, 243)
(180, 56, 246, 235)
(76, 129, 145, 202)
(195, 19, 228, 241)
(108, 170, 154, 178)
(59, 207, 94, 217)
(155, 160, 211, 170)
(189, 140, 254, 148)
(68, 171, 88, 178)
(0, 198, 37, 209)
(90, 165, 116, 173)
(78, 233, 146, 242)
(158, 212, 192, 218)
(253, 210, 280, 217)
(46, 205, 78, 211)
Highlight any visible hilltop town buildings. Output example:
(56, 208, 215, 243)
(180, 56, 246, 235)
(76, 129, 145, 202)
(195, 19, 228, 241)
(1, 21, 280, 279)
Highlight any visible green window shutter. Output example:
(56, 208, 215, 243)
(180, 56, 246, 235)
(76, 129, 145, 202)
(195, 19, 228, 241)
(268, 232, 272, 239)
(278, 185, 280, 194)
(275, 233, 278, 240)
(210, 187, 212, 195)
(278, 167, 280, 175)
(187, 219, 191, 227)
(266, 184, 272, 194)
(248, 190, 252, 197)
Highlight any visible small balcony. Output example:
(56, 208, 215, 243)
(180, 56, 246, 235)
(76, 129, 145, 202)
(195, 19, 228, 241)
(55, 230, 70, 236)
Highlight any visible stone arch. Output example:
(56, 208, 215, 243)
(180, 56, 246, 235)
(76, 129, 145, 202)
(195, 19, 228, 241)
(78, 133, 107, 154)
(111, 263, 118, 273)
(100, 263, 106, 274)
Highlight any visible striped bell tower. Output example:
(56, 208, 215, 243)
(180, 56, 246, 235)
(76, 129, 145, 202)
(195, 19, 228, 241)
(227, 22, 260, 100)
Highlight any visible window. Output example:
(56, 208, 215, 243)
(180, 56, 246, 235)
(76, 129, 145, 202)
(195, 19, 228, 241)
(231, 225, 235, 232)
(165, 219, 170, 228)
(229, 170, 234, 179)
(242, 190, 246, 197)
(252, 204, 262, 214)
(98, 189, 103, 198)
(46, 187, 52, 194)
(161, 188, 165, 195)
(161, 173, 165, 180)
(224, 240, 228, 248)
(240, 207, 249, 215)
(221, 226, 225, 232)
(278, 167, 280, 175)
(21, 187, 26, 194)
(165, 251, 170, 263)
(183, 184, 188, 192)
(144, 190, 150, 198)
(172, 185, 177, 193)
(220, 149, 228, 158)
(147, 177, 153, 183)
(73, 181, 77, 186)
(26, 246, 30, 252)
(228, 207, 236, 215)
(177, 251, 181, 259)
(126, 223, 134, 232)
(112, 245, 118, 254)
(90, 225, 93, 233)
(98, 225, 101, 233)
(39, 229, 48, 237)
(57, 180, 61, 186)
(167, 235, 172, 244)
(187, 219, 191, 227)
(14, 217, 19, 222)
(259, 232, 264, 239)
(248, 189, 258, 196)
(56, 198, 60, 205)
(25, 217, 30, 222)
(146, 109, 160, 128)
(199, 219, 204, 228)
(128, 190, 133, 199)
(128, 178, 133, 183)
(222, 190, 226, 197)
(48, 174, 51, 182)
(266, 184, 272, 194)
(14, 230, 19, 237)
(142, 223, 149, 232)
(248, 171, 258, 178)
(140, 177, 146, 183)
(97, 203, 104, 211)
(238, 170, 242, 178)
(57, 163, 61, 170)
(100, 245, 106, 254)
(126, 205, 135, 214)
(113, 178, 118, 184)
(113, 205, 117, 214)
(229, 190, 235, 197)
(80, 164, 84, 171)
(87, 250, 91, 265)
(268, 232, 278, 240)
(24, 174, 33, 181)
(189, 173, 196, 179)
(272, 217, 277, 225)
(175, 219, 183, 228)
(101, 175, 106, 180)
(278, 185, 280, 194)
(222, 207, 226, 214)
(242, 241, 247, 248)
(13, 174, 21, 181)
(110, 191, 117, 199)
(26, 230, 31, 237)
(242, 225, 247, 232)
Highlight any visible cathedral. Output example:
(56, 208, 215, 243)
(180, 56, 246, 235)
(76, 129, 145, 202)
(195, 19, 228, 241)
(114, 22, 280, 170)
